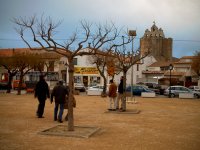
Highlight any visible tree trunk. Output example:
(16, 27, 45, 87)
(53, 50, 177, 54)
(122, 71, 127, 110)
(6, 74, 13, 93)
(17, 72, 23, 95)
(102, 76, 107, 97)
(67, 60, 74, 131)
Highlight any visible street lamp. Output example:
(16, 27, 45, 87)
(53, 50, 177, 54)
(169, 64, 173, 98)
(128, 30, 136, 102)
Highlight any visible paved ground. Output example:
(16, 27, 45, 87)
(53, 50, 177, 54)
(0, 92, 200, 150)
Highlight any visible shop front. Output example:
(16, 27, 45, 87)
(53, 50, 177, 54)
(74, 67, 102, 87)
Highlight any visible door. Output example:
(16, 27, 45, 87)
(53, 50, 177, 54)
(83, 76, 88, 87)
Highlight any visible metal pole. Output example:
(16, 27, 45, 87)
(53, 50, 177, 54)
(131, 36, 133, 101)
(169, 69, 171, 98)
(128, 30, 136, 103)
(66, 66, 68, 85)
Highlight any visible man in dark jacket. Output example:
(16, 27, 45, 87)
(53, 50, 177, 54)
(117, 76, 125, 111)
(51, 80, 68, 123)
(34, 75, 50, 118)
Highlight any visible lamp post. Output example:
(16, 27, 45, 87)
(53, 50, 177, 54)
(169, 64, 173, 98)
(128, 30, 136, 101)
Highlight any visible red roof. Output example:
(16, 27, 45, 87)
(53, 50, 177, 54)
(0, 48, 62, 59)
(0, 48, 38, 57)
(180, 56, 199, 59)
(164, 70, 185, 76)
(148, 61, 177, 67)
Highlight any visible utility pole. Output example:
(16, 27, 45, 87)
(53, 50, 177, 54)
(128, 30, 136, 102)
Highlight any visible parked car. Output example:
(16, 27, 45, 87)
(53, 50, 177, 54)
(0, 82, 8, 90)
(137, 82, 161, 94)
(13, 80, 26, 90)
(126, 85, 154, 96)
(25, 81, 37, 93)
(86, 85, 104, 96)
(164, 85, 200, 98)
(188, 86, 200, 92)
(74, 83, 86, 92)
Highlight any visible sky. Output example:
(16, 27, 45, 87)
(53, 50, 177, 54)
(0, 0, 200, 58)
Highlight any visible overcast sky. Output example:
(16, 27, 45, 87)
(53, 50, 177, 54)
(0, 0, 200, 58)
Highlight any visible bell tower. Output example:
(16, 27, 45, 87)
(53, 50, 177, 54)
(140, 22, 173, 61)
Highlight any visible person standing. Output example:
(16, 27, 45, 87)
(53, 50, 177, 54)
(51, 80, 68, 123)
(108, 79, 117, 111)
(116, 76, 125, 111)
(34, 75, 50, 118)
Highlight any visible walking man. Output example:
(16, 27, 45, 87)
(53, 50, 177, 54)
(34, 75, 50, 118)
(51, 80, 68, 123)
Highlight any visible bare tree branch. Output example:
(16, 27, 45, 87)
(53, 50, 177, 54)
(13, 15, 139, 131)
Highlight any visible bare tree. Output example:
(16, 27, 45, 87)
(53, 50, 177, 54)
(13, 15, 129, 131)
(0, 56, 18, 93)
(13, 52, 38, 95)
(87, 51, 114, 96)
(106, 55, 120, 78)
(113, 36, 150, 110)
(34, 52, 61, 76)
(0, 51, 41, 94)
(88, 48, 121, 96)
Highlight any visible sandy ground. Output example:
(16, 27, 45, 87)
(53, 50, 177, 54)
(0, 92, 200, 150)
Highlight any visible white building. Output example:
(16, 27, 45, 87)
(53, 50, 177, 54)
(57, 49, 156, 87)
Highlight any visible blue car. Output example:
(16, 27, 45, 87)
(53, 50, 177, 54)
(126, 85, 153, 96)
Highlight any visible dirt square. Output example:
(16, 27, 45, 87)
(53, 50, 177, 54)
(0, 93, 200, 150)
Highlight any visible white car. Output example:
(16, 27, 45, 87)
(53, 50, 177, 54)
(188, 86, 200, 92)
(164, 85, 200, 98)
(74, 83, 86, 92)
(86, 85, 104, 96)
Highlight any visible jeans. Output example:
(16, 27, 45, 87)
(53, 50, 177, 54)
(54, 103, 64, 121)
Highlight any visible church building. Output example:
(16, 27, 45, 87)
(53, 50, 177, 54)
(140, 22, 173, 61)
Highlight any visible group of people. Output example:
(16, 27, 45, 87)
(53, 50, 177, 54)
(108, 76, 126, 112)
(34, 75, 126, 122)
(34, 75, 69, 123)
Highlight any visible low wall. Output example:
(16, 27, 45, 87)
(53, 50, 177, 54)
(141, 92, 156, 98)
(179, 93, 194, 99)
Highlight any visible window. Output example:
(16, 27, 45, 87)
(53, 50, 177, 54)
(73, 58, 77, 65)
(138, 86, 143, 90)
(175, 87, 180, 90)
(133, 86, 137, 90)
(137, 64, 139, 71)
(181, 87, 190, 92)
(90, 76, 100, 85)
(170, 87, 175, 90)
(46, 72, 59, 81)
(160, 67, 165, 71)
(48, 61, 54, 71)
(74, 76, 81, 83)
(136, 75, 139, 80)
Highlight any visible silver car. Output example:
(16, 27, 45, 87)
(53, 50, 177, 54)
(164, 85, 200, 98)
(188, 86, 200, 92)
(74, 83, 86, 92)
(86, 85, 104, 96)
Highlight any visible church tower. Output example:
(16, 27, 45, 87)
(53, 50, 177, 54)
(140, 22, 173, 61)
